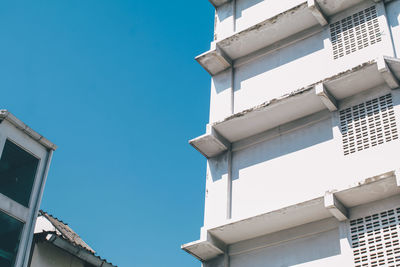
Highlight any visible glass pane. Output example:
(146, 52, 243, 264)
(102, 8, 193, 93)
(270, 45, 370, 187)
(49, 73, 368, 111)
(0, 212, 23, 267)
(0, 140, 39, 206)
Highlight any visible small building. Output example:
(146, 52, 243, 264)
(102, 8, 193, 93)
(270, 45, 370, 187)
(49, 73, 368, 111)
(29, 210, 116, 267)
(0, 110, 56, 267)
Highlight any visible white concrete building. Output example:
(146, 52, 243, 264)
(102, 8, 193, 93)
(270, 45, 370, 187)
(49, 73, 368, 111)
(0, 110, 56, 267)
(183, 0, 400, 266)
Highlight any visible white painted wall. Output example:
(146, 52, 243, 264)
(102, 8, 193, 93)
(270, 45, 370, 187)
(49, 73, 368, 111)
(209, 69, 232, 123)
(230, 228, 343, 267)
(204, 153, 229, 226)
(29, 242, 86, 267)
(215, 3, 234, 40)
(231, 114, 337, 219)
(235, 0, 304, 33)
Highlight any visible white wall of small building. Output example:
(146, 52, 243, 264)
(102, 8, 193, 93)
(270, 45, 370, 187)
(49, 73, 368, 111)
(29, 242, 86, 267)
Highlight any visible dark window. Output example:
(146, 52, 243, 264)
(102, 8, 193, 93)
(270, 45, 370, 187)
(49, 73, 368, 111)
(0, 140, 39, 207)
(0, 211, 23, 267)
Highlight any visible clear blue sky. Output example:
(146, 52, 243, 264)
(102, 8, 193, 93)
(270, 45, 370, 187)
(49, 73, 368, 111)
(0, 1, 214, 266)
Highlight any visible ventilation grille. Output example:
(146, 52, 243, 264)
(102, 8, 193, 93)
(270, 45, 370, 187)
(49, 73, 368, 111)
(339, 94, 398, 156)
(330, 5, 382, 60)
(350, 207, 400, 267)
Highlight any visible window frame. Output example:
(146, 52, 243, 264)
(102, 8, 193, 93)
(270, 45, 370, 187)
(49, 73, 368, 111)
(0, 119, 52, 267)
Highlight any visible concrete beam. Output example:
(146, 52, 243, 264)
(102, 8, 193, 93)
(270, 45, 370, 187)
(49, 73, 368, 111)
(189, 127, 230, 159)
(307, 0, 328, 26)
(377, 56, 400, 89)
(315, 83, 337, 111)
(324, 191, 348, 221)
(181, 236, 226, 262)
(395, 169, 400, 187)
(195, 47, 232, 76)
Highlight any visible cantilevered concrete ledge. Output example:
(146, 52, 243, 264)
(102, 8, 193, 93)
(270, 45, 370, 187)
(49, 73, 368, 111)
(189, 126, 230, 158)
(183, 170, 400, 261)
(190, 56, 400, 158)
(199, 0, 372, 75)
(0, 110, 57, 150)
(324, 191, 348, 221)
(181, 240, 224, 262)
(196, 47, 232, 76)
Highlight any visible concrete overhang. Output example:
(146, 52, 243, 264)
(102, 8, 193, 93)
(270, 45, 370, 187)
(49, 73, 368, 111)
(181, 240, 224, 261)
(189, 126, 231, 158)
(199, 0, 376, 75)
(183, 170, 400, 261)
(0, 110, 57, 151)
(190, 56, 400, 158)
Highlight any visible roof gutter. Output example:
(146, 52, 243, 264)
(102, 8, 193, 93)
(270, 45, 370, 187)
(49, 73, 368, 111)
(43, 234, 115, 267)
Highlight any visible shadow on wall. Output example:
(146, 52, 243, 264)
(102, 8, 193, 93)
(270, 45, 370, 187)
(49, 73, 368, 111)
(235, 0, 264, 20)
(209, 152, 228, 182)
(229, 228, 342, 267)
(213, 68, 232, 94)
(234, 31, 326, 93)
(217, 0, 264, 25)
(387, 0, 400, 27)
(231, 116, 334, 181)
(203, 254, 225, 267)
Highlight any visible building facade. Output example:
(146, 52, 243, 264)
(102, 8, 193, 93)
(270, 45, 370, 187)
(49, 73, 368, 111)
(183, 0, 400, 266)
(0, 110, 56, 267)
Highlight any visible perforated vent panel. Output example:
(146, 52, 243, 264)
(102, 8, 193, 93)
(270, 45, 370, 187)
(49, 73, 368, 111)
(339, 94, 398, 156)
(330, 5, 381, 60)
(350, 207, 400, 267)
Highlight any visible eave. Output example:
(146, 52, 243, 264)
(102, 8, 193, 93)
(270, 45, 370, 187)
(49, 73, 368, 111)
(0, 110, 57, 151)
(183, 169, 400, 261)
(37, 233, 116, 267)
(200, 0, 380, 75)
(190, 56, 400, 158)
